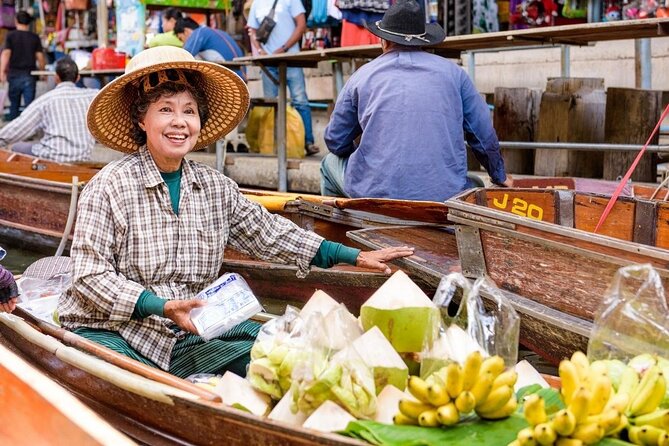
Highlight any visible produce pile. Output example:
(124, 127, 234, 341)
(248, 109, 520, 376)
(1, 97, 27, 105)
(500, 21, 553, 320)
(511, 352, 669, 446)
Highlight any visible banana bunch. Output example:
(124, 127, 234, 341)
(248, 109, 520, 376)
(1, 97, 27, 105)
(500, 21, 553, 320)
(624, 365, 668, 446)
(512, 351, 627, 446)
(248, 341, 307, 400)
(394, 352, 518, 427)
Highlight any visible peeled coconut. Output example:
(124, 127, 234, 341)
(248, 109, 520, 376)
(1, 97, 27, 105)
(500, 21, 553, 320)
(374, 385, 415, 425)
(215, 371, 272, 417)
(302, 401, 356, 433)
(268, 389, 308, 426)
(351, 326, 408, 393)
(299, 290, 340, 320)
(514, 360, 549, 392)
(360, 271, 440, 353)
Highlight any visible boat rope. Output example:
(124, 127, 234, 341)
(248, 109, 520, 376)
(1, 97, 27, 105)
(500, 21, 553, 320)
(55, 175, 79, 257)
(594, 103, 669, 233)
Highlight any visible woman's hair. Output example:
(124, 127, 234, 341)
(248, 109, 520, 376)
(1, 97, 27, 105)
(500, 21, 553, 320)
(163, 7, 183, 21)
(129, 71, 209, 147)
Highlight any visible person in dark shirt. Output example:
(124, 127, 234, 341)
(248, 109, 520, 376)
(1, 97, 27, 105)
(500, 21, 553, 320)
(0, 11, 45, 121)
(0, 247, 18, 314)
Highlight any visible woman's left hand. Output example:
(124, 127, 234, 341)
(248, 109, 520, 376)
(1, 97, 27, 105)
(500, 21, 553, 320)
(0, 297, 17, 313)
(356, 246, 415, 275)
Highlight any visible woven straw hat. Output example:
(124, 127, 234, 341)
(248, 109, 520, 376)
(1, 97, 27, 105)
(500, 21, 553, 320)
(87, 46, 250, 153)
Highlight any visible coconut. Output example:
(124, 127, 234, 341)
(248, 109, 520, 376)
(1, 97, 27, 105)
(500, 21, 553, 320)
(215, 372, 272, 417)
(302, 401, 356, 433)
(374, 385, 415, 424)
(351, 326, 408, 393)
(514, 360, 549, 392)
(299, 290, 340, 320)
(268, 389, 308, 426)
(360, 271, 440, 353)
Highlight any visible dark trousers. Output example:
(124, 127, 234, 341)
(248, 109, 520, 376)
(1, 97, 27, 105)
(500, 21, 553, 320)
(7, 73, 37, 121)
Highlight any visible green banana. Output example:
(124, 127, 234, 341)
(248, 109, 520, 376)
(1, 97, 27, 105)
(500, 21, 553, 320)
(627, 366, 662, 417)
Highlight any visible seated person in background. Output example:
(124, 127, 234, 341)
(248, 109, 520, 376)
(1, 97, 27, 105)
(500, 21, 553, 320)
(0, 247, 18, 314)
(148, 7, 184, 48)
(0, 56, 98, 163)
(321, 0, 512, 201)
(175, 17, 246, 81)
(59, 46, 413, 378)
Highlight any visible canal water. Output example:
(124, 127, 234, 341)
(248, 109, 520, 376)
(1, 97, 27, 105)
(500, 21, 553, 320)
(0, 244, 45, 275)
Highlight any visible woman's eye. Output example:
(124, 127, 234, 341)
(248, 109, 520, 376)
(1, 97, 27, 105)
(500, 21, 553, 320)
(185, 108, 196, 115)
(159, 107, 171, 112)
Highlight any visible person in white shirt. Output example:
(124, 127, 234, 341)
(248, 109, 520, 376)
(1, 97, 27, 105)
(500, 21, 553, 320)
(0, 56, 98, 163)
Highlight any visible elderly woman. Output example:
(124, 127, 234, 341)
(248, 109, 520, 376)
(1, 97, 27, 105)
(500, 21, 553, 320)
(58, 47, 413, 378)
(0, 247, 19, 313)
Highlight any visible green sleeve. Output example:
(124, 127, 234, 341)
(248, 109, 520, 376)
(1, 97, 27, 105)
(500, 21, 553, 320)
(132, 290, 166, 319)
(310, 240, 361, 268)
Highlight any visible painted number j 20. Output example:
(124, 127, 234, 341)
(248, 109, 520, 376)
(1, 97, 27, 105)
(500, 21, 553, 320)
(492, 194, 544, 221)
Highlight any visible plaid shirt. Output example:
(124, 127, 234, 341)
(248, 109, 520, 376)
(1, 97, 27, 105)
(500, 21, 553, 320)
(58, 147, 324, 370)
(0, 82, 98, 163)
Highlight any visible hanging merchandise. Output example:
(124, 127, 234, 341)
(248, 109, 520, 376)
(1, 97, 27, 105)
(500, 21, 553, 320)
(0, 3, 15, 29)
(428, 0, 439, 22)
(561, 0, 587, 18)
(307, 0, 328, 26)
(603, 0, 622, 20)
(116, 0, 145, 57)
(472, 0, 499, 32)
(509, 0, 557, 28)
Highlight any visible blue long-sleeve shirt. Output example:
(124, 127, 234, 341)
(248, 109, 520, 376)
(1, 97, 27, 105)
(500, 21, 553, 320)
(184, 27, 246, 81)
(324, 48, 507, 201)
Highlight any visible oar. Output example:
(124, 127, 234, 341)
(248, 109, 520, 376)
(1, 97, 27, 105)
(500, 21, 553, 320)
(13, 307, 223, 403)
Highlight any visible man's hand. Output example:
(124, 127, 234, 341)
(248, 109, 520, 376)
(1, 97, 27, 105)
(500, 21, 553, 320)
(0, 297, 17, 313)
(164, 299, 207, 334)
(356, 246, 415, 275)
(273, 45, 287, 54)
(501, 174, 514, 187)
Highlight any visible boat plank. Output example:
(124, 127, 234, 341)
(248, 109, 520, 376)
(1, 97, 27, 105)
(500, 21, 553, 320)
(573, 194, 635, 241)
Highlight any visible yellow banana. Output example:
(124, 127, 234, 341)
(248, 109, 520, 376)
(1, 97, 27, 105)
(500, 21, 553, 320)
(627, 366, 662, 417)
(555, 439, 583, 446)
(398, 399, 434, 420)
(493, 370, 518, 390)
(470, 371, 495, 406)
(606, 392, 630, 413)
(589, 360, 609, 377)
(533, 423, 557, 446)
(480, 355, 505, 379)
(455, 390, 476, 414)
(418, 409, 440, 427)
(517, 427, 537, 446)
(571, 351, 590, 381)
(631, 408, 669, 430)
(445, 362, 464, 399)
(568, 387, 592, 424)
(476, 385, 513, 413)
(607, 414, 628, 436)
(393, 412, 418, 425)
(658, 432, 669, 446)
(637, 425, 668, 446)
(508, 441, 521, 446)
(462, 351, 483, 391)
(427, 382, 451, 406)
(407, 376, 432, 404)
(477, 395, 517, 420)
(559, 359, 581, 405)
(587, 372, 612, 415)
(641, 371, 666, 415)
(523, 394, 547, 427)
(436, 402, 460, 426)
(551, 409, 577, 436)
(571, 422, 605, 445)
(585, 408, 621, 434)
(628, 425, 643, 445)
(618, 366, 640, 395)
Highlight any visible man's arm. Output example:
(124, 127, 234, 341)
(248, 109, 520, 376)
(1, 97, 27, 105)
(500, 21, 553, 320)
(274, 13, 306, 54)
(0, 49, 10, 83)
(324, 88, 361, 157)
(460, 72, 509, 186)
(35, 50, 45, 70)
(0, 99, 42, 147)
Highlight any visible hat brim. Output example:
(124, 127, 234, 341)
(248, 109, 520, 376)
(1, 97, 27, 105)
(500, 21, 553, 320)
(365, 20, 446, 46)
(87, 60, 249, 153)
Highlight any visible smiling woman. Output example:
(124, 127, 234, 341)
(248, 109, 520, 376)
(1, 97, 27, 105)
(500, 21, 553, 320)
(59, 46, 415, 379)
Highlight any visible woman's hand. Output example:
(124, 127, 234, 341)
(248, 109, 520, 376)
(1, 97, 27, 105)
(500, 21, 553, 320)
(164, 299, 207, 334)
(356, 246, 415, 275)
(0, 297, 17, 313)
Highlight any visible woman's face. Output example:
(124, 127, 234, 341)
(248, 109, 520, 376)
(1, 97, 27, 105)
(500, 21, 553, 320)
(163, 17, 177, 32)
(140, 90, 201, 172)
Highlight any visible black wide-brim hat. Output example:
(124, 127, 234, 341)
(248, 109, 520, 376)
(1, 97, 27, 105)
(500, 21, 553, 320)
(365, 0, 446, 46)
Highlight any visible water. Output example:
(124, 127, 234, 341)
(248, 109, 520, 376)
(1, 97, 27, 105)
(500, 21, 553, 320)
(0, 244, 44, 275)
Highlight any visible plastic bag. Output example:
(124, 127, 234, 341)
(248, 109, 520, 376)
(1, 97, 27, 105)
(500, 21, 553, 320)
(190, 273, 263, 341)
(245, 106, 306, 159)
(421, 273, 520, 378)
(16, 273, 71, 325)
(587, 264, 669, 362)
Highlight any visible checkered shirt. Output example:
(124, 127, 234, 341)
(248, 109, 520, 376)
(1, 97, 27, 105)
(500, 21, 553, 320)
(0, 82, 98, 163)
(58, 147, 324, 370)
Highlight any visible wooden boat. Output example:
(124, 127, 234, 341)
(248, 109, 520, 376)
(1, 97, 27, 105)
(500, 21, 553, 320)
(0, 342, 136, 445)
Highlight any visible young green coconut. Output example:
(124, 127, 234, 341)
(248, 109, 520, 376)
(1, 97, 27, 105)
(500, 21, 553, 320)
(351, 326, 409, 394)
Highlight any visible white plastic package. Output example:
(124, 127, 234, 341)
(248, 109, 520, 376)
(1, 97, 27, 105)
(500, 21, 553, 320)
(190, 273, 263, 341)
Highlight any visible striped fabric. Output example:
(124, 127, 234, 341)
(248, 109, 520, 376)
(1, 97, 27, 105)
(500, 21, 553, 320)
(59, 147, 324, 370)
(0, 82, 98, 163)
(74, 320, 260, 378)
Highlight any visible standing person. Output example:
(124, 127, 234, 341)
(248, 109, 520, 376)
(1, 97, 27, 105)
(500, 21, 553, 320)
(148, 7, 184, 48)
(247, 0, 320, 156)
(0, 57, 98, 163)
(0, 247, 18, 314)
(60, 46, 413, 378)
(174, 17, 246, 81)
(322, 0, 512, 201)
(0, 10, 45, 121)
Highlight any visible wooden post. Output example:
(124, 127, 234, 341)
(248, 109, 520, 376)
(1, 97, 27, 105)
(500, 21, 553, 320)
(603, 88, 662, 182)
(494, 87, 541, 174)
(534, 78, 606, 178)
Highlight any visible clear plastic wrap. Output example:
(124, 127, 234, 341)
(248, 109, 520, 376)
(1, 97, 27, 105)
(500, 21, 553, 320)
(16, 273, 71, 325)
(587, 264, 669, 362)
(421, 272, 520, 378)
(190, 273, 263, 341)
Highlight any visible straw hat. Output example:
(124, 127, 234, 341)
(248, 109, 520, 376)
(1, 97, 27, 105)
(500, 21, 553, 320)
(87, 46, 250, 153)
